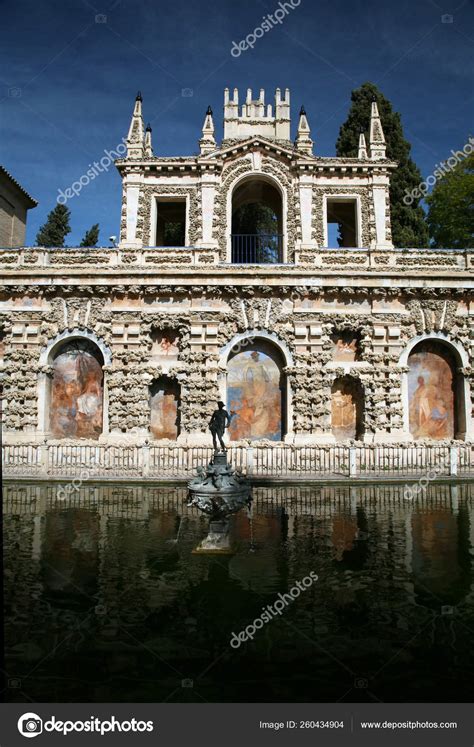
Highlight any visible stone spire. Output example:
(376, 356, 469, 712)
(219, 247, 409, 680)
(369, 100, 386, 160)
(144, 123, 153, 157)
(295, 105, 313, 155)
(126, 91, 145, 159)
(358, 130, 368, 159)
(199, 105, 216, 155)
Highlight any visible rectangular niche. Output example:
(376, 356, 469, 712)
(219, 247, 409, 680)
(330, 330, 361, 362)
(325, 197, 358, 248)
(150, 377, 180, 440)
(154, 198, 187, 247)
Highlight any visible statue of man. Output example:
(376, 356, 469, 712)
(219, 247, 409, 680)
(209, 401, 231, 451)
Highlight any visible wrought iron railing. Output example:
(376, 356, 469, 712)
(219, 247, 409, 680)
(231, 234, 283, 264)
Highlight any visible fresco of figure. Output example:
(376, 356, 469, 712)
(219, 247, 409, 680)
(331, 333, 359, 362)
(50, 344, 103, 439)
(227, 350, 282, 441)
(408, 349, 454, 440)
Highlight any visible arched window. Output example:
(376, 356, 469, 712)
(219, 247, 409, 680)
(227, 340, 286, 441)
(331, 376, 364, 441)
(50, 339, 104, 439)
(407, 340, 462, 440)
(231, 178, 283, 263)
(150, 376, 180, 440)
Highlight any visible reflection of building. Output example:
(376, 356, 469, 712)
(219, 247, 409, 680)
(0, 87, 473, 466)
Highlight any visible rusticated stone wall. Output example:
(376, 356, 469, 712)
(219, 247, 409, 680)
(0, 280, 472, 445)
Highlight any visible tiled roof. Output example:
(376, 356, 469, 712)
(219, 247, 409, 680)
(0, 165, 38, 207)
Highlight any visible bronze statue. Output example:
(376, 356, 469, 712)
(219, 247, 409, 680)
(209, 401, 231, 451)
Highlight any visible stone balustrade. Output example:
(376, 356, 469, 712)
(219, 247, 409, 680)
(0, 246, 472, 273)
(3, 442, 474, 480)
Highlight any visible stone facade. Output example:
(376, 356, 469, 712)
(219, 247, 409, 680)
(0, 88, 473, 455)
(0, 166, 37, 248)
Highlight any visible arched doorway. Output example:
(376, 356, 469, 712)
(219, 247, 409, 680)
(407, 340, 464, 440)
(231, 177, 283, 263)
(331, 376, 364, 441)
(150, 376, 180, 440)
(226, 340, 287, 441)
(50, 339, 104, 439)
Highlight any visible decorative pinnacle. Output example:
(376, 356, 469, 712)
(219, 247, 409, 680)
(146, 123, 152, 132)
(299, 105, 306, 116)
(136, 91, 143, 101)
(206, 105, 213, 116)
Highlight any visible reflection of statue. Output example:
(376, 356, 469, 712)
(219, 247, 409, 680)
(209, 401, 231, 451)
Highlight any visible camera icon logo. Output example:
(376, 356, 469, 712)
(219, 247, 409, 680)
(18, 712, 43, 738)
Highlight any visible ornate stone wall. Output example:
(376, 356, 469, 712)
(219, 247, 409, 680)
(0, 271, 472, 446)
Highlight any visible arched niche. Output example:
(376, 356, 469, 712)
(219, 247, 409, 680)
(407, 339, 465, 440)
(49, 339, 104, 439)
(149, 376, 181, 440)
(331, 376, 364, 441)
(225, 338, 287, 442)
(228, 173, 286, 263)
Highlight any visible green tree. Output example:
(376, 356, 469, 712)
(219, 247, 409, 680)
(336, 82, 429, 248)
(426, 151, 474, 248)
(232, 203, 278, 235)
(80, 223, 100, 247)
(36, 204, 71, 247)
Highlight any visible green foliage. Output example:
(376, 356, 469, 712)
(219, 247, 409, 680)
(232, 203, 278, 235)
(36, 203, 71, 247)
(164, 221, 185, 246)
(426, 151, 474, 248)
(80, 223, 100, 248)
(336, 82, 429, 248)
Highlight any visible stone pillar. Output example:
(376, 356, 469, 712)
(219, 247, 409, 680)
(198, 173, 219, 248)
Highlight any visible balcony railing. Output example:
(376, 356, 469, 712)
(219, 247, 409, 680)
(231, 234, 283, 264)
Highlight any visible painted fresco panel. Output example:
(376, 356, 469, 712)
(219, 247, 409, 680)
(408, 348, 454, 440)
(331, 332, 359, 362)
(331, 378, 361, 441)
(227, 350, 282, 441)
(50, 343, 103, 439)
(150, 330, 179, 363)
(150, 382, 179, 440)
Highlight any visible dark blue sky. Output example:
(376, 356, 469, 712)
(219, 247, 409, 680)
(1, 0, 473, 246)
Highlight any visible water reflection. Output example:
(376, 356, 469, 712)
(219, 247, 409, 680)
(4, 481, 474, 703)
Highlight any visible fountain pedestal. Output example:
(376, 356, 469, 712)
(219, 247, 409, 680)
(187, 451, 251, 554)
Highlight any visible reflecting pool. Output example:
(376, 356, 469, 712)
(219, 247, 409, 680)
(4, 481, 474, 703)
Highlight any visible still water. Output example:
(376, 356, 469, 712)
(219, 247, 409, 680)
(4, 481, 474, 703)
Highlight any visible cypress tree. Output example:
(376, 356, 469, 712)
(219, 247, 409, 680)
(36, 204, 71, 247)
(336, 82, 429, 248)
(80, 223, 100, 247)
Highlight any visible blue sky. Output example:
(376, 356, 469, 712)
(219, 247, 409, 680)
(1, 0, 473, 246)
